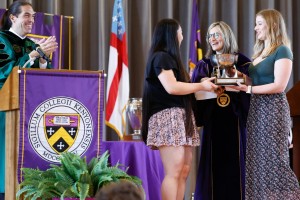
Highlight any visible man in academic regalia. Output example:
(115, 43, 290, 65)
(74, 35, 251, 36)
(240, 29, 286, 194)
(0, 1, 58, 199)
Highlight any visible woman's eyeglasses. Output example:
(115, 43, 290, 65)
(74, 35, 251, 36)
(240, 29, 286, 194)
(207, 32, 221, 40)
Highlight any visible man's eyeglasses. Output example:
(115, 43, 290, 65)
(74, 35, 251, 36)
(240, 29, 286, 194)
(207, 32, 222, 40)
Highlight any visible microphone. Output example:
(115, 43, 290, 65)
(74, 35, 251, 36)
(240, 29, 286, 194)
(36, 45, 51, 63)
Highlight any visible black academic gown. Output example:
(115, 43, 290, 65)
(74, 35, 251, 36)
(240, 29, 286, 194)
(191, 53, 251, 200)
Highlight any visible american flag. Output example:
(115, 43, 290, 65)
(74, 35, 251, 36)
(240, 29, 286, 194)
(105, 0, 129, 138)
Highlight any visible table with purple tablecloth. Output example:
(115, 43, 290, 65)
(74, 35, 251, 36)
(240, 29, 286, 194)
(100, 141, 164, 200)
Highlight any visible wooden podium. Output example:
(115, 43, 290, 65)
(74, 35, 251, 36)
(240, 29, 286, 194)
(287, 81, 300, 180)
(0, 68, 105, 200)
(0, 67, 20, 200)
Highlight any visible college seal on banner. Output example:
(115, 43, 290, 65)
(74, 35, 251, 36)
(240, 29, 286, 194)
(44, 114, 80, 154)
(217, 93, 230, 107)
(28, 96, 93, 163)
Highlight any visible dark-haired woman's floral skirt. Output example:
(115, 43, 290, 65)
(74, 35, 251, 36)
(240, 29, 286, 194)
(147, 107, 200, 150)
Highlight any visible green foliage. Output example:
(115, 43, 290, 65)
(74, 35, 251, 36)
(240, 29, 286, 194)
(16, 151, 142, 200)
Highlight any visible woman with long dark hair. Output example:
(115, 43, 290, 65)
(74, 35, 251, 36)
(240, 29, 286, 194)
(141, 18, 218, 200)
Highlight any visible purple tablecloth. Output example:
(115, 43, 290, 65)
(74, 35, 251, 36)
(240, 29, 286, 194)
(100, 141, 164, 200)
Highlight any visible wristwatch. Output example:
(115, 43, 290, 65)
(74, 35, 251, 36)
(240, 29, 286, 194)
(246, 85, 252, 94)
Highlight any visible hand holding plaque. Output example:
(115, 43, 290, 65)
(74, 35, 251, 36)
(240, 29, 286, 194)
(210, 54, 245, 85)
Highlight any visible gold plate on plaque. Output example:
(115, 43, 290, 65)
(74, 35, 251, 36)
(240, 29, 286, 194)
(217, 93, 230, 107)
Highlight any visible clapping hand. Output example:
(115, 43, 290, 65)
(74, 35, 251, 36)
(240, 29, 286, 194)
(37, 36, 58, 58)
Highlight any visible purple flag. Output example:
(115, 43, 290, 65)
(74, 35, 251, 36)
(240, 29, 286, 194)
(189, 0, 203, 75)
(0, 9, 5, 18)
(18, 69, 105, 182)
(28, 12, 65, 69)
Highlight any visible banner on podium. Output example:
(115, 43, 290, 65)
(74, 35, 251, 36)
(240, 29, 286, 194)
(18, 69, 105, 182)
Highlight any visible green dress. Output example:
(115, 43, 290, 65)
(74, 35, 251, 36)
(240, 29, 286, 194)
(0, 30, 51, 193)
